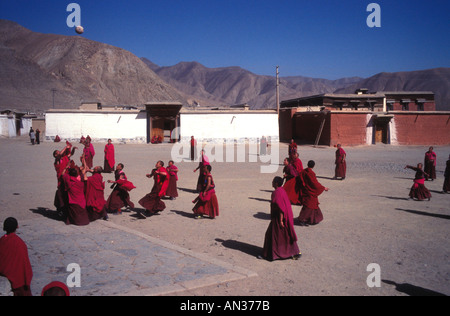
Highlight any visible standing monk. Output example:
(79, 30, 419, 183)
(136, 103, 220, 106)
(85, 166, 108, 222)
(166, 160, 179, 200)
(190, 136, 197, 161)
(83, 139, 95, 169)
(260, 177, 301, 261)
(194, 150, 210, 192)
(334, 144, 347, 180)
(192, 165, 219, 219)
(63, 167, 90, 226)
(288, 139, 297, 160)
(139, 161, 169, 216)
(443, 154, 450, 193)
(298, 160, 329, 226)
(104, 139, 115, 173)
(53, 142, 77, 217)
(0, 218, 33, 296)
(424, 147, 437, 181)
(283, 158, 300, 205)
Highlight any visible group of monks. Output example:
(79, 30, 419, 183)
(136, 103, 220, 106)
(406, 147, 450, 201)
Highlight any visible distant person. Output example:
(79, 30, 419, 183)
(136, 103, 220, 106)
(166, 160, 179, 200)
(334, 144, 347, 180)
(405, 163, 432, 201)
(260, 177, 301, 261)
(298, 160, 329, 226)
(139, 161, 169, 216)
(190, 136, 197, 161)
(260, 136, 267, 156)
(103, 139, 115, 173)
(291, 152, 304, 174)
(443, 154, 450, 193)
(288, 139, 297, 159)
(0, 217, 33, 296)
(29, 128, 35, 145)
(35, 129, 41, 145)
(83, 139, 95, 169)
(192, 165, 219, 219)
(424, 147, 437, 181)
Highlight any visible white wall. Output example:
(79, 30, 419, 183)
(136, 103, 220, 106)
(180, 112, 279, 143)
(45, 111, 147, 142)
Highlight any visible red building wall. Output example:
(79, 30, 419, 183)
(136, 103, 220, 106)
(393, 113, 450, 145)
(329, 113, 369, 146)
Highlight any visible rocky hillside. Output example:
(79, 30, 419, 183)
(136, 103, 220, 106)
(0, 20, 187, 112)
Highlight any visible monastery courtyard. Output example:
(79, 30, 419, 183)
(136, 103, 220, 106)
(0, 137, 449, 296)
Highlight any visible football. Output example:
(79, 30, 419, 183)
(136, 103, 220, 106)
(75, 25, 84, 34)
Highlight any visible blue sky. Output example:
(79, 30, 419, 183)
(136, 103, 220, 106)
(1, 0, 449, 79)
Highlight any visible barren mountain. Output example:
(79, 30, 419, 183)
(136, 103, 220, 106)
(334, 68, 450, 111)
(0, 20, 188, 112)
(143, 59, 362, 109)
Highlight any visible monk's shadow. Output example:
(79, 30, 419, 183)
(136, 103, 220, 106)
(382, 280, 447, 296)
(170, 209, 196, 219)
(253, 212, 271, 220)
(30, 207, 64, 222)
(178, 187, 198, 194)
(372, 194, 410, 201)
(248, 197, 271, 203)
(215, 238, 262, 258)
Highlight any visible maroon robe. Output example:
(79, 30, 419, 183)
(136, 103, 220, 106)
(139, 167, 168, 214)
(443, 160, 450, 193)
(63, 173, 90, 226)
(193, 174, 219, 218)
(424, 151, 437, 180)
(263, 187, 300, 261)
(85, 173, 107, 221)
(0, 233, 33, 296)
(283, 164, 301, 205)
(335, 147, 347, 179)
(166, 165, 179, 198)
(104, 144, 115, 173)
(406, 166, 432, 201)
(106, 170, 135, 211)
(83, 143, 95, 169)
(298, 168, 325, 225)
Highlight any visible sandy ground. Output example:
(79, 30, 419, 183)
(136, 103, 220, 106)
(0, 137, 449, 296)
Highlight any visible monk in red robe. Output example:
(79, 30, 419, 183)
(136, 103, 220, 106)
(63, 167, 90, 226)
(0, 218, 33, 296)
(283, 158, 301, 205)
(85, 166, 108, 222)
(139, 161, 169, 216)
(83, 140, 95, 169)
(103, 139, 115, 173)
(334, 144, 347, 180)
(106, 163, 135, 215)
(298, 160, 329, 226)
(260, 177, 301, 261)
(405, 164, 432, 201)
(443, 155, 450, 193)
(192, 164, 219, 219)
(166, 160, 179, 200)
(288, 139, 298, 159)
(53, 142, 78, 217)
(424, 147, 437, 181)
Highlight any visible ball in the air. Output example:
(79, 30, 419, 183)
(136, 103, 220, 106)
(75, 26, 84, 34)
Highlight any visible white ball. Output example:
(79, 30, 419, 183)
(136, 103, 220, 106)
(75, 26, 84, 34)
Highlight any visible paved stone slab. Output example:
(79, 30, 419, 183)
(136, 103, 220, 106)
(0, 218, 256, 296)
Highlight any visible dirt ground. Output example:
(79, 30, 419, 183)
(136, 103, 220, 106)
(0, 137, 449, 296)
